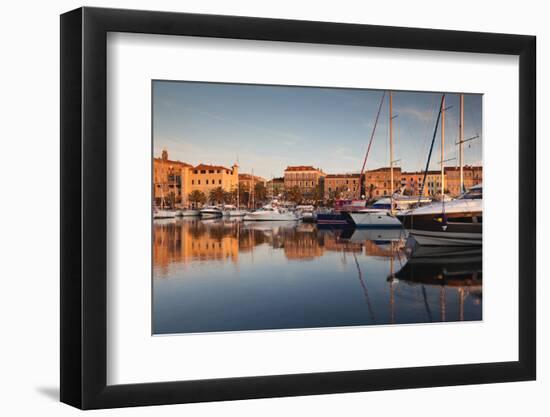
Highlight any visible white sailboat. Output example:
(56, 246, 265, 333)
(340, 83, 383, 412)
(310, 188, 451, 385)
(398, 94, 482, 246)
(153, 187, 177, 219)
(350, 91, 404, 228)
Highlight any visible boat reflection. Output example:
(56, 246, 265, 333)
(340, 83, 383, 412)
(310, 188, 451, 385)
(153, 218, 482, 333)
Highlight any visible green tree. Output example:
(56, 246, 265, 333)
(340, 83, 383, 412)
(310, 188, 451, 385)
(209, 186, 226, 205)
(188, 190, 207, 207)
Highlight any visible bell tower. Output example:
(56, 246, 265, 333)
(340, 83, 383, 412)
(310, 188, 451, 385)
(161, 148, 168, 161)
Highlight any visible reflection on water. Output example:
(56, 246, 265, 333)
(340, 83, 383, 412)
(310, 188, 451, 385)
(153, 218, 482, 334)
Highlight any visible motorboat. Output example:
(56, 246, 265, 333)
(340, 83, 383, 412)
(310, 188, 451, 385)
(243, 204, 299, 221)
(295, 205, 315, 222)
(199, 206, 223, 219)
(397, 184, 482, 246)
(346, 204, 403, 228)
(180, 209, 200, 217)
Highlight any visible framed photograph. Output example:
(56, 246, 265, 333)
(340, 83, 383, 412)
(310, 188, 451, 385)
(60, 6, 536, 409)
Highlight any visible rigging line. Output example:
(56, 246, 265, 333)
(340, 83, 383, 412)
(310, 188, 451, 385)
(359, 91, 386, 194)
(417, 94, 446, 205)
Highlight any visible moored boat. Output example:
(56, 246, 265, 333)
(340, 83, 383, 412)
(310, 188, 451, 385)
(243, 204, 299, 221)
(180, 209, 200, 217)
(397, 184, 482, 246)
(153, 208, 177, 219)
(200, 206, 223, 219)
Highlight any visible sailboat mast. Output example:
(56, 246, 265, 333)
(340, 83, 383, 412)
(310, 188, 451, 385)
(441, 96, 445, 196)
(389, 91, 394, 197)
(251, 168, 255, 209)
(459, 93, 464, 193)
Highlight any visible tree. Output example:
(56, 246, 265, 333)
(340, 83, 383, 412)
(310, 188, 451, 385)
(188, 190, 206, 207)
(366, 183, 377, 202)
(237, 183, 249, 207)
(313, 183, 324, 204)
(254, 182, 267, 203)
(209, 187, 226, 205)
(285, 186, 303, 204)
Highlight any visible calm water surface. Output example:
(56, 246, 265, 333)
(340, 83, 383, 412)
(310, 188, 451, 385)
(153, 218, 482, 334)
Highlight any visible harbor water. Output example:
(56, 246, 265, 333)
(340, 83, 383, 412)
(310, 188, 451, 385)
(153, 218, 482, 334)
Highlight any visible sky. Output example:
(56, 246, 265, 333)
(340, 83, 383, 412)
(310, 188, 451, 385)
(153, 80, 482, 179)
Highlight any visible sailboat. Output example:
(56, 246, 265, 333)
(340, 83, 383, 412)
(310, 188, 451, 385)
(153, 186, 178, 219)
(397, 94, 482, 246)
(348, 91, 403, 228)
(225, 180, 247, 217)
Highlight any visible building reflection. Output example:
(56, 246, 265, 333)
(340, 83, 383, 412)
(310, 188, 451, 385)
(153, 220, 483, 317)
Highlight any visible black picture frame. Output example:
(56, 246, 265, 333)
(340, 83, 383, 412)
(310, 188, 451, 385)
(60, 6, 536, 410)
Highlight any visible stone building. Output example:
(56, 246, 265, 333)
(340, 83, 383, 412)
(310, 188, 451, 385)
(284, 165, 326, 199)
(324, 173, 361, 200)
(153, 149, 239, 207)
(444, 165, 483, 197)
(363, 167, 403, 198)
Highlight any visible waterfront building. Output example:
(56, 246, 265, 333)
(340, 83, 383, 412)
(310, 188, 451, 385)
(400, 170, 444, 197)
(238, 173, 267, 190)
(189, 162, 239, 203)
(364, 167, 403, 198)
(444, 165, 483, 196)
(324, 173, 361, 200)
(284, 165, 326, 200)
(153, 150, 239, 207)
(266, 177, 285, 198)
(153, 149, 193, 207)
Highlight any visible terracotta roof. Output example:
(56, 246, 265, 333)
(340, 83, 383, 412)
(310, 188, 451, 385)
(194, 163, 233, 171)
(285, 165, 323, 172)
(239, 173, 265, 181)
(326, 173, 361, 179)
(366, 166, 402, 173)
(444, 165, 483, 171)
(153, 157, 193, 168)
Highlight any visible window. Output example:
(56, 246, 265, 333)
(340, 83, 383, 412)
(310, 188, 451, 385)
(191, 180, 194, 185)
(201, 170, 206, 174)
(219, 179, 222, 185)
(198, 180, 201, 185)
(209, 170, 214, 174)
(206, 180, 209, 185)
(194, 170, 198, 174)
(216, 170, 220, 174)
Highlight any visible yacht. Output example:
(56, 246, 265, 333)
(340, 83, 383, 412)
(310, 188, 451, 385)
(397, 184, 482, 246)
(346, 206, 403, 228)
(199, 206, 223, 219)
(180, 208, 200, 217)
(243, 204, 299, 221)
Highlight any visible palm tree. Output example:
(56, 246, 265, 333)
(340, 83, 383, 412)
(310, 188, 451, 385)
(188, 190, 206, 208)
(209, 186, 226, 205)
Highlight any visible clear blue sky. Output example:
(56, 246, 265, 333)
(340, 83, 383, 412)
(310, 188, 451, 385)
(153, 80, 482, 179)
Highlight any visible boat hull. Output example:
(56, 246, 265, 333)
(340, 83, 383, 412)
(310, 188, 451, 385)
(200, 210, 223, 219)
(153, 210, 177, 219)
(348, 211, 403, 228)
(397, 210, 482, 246)
(316, 213, 353, 226)
(243, 213, 298, 221)
(180, 210, 200, 217)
